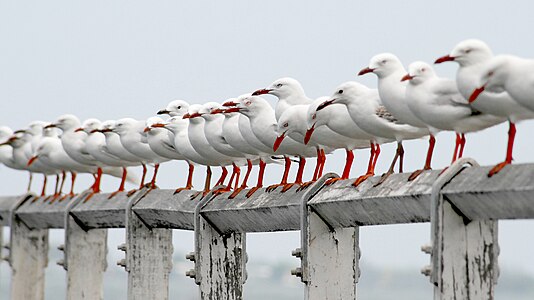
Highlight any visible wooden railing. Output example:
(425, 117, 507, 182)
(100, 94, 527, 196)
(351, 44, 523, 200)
(1, 157, 530, 300)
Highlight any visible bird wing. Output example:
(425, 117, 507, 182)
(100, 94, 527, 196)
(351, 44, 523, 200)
(431, 78, 470, 107)
(161, 138, 177, 153)
(375, 105, 403, 124)
(99, 144, 123, 161)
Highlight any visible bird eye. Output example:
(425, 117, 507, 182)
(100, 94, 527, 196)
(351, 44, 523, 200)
(488, 71, 494, 77)
(283, 123, 289, 128)
(338, 89, 343, 94)
(421, 68, 426, 72)
(465, 49, 472, 54)
(177, 106, 181, 109)
(276, 83, 283, 88)
(245, 101, 252, 106)
(382, 60, 387, 64)
(312, 113, 316, 120)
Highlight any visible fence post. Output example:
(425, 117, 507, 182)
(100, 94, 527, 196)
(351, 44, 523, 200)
(297, 174, 360, 300)
(189, 189, 247, 300)
(124, 189, 174, 300)
(10, 195, 48, 300)
(429, 158, 499, 300)
(62, 192, 108, 300)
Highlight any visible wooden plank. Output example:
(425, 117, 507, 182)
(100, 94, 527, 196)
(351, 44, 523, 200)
(200, 187, 304, 233)
(126, 190, 173, 300)
(132, 189, 198, 230)
(308, 170, 441, 227)
(16, 195, 77, 229)
(69, 192, 132, 229)
(443, 163, 534, 220)
(0, 195, 28, 226)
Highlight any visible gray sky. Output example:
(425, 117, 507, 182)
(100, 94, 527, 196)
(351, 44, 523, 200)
(1, 0, 534, 292)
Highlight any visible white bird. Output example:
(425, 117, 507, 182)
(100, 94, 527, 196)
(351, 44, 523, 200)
(200, 102, 251, 194)
(156, 100, 202, 193)
(436, 40, 534, 176)
(403, 61, 504, 172)
(318, 82, 424, 186)
(113, 118, 169, 190)
(83, 119, 137, 198)
(0, 127, 37, 192)
(235, 95, 318, 193)
(359, 53, 432, 180)
(305, 97, 372, 184)
(184, 104, 235, 195)
(252, 77, 312, 121)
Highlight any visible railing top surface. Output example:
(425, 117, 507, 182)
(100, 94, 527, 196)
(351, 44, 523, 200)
(442, 163, 534, 220)
(1, 163, 534, 230)
(309, 170, 440, 227)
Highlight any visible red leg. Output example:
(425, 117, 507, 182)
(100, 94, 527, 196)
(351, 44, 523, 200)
(109, 168, 128, 199)
(69, 172, 77, 196)
(398, 142, 405, 173)
(54, 174, 60, 196)
(202, 166, 212, 196)
(150, 163, 160, 189)
(240, 159, 252, 189)
(458, 133, 466, 158)
(280, 156, 291, 185)
(175, 163, 194, 194)
(139, 163, 147, 189)
(371, 143, 380, 173)
(215, 166, 228, 186)
(452, 133, 461, 163)
(488, 122, 516, 177)
(318, 149, 326, 178)
(408, 134, 435, 181)
(92, 167, 103, 193)
(366, 143, 375, 174)
(59, 171, 66, 195)
(342, 149, 354, 179)
(312, 148, 321, 181)
(244, 159, 266, 198)
(232, 163, 241, 190)
(40, 175, 47, 197)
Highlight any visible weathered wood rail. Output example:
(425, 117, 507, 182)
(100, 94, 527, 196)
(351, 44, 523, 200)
(0, 158, 531, 299)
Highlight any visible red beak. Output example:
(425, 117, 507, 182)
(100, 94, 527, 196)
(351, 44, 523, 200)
(151, 123, 166, 128)
(100, 128, 112, 133)
(90, 129, 100, 133)
(401, 74, 414, 82)
(434, 54, 455, 64)
(225, 107, 241, 113)
(188, 112, 203, 118)
(211, 108, 225, 114)
(304, 125, 315, 145)
(44, 123, 57, 129)
(316, 99, 335, 111)
(252, 88, 271, 96)
(74, 127, 84, 132)
(182, 113, 191, 119)
(143, 127, 151, 132)
(28, 155, 38, 166)
(273, 132, 285, 152)
(222, 101, 237, 107)
(469, 86, 485, 103)
(358, 67, 375, 76)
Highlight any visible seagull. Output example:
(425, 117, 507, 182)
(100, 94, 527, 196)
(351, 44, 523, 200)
(252, 77, 312, 121)
(83, 119, 138, 198)
(274, 102, 335, 190)
(435, 39, 534, 176)
(235, 95, 317, 193)
(305, 97, 372, 184)
(317, 82, 423, 186)
(359, 53, 431, 180)
(200, 102, 252, 194)
(113, 118, 169, 190)
(156, 100, 202, 194)
(0, 127, 36, 192)
(184, 104, 235, 196)
(403, 61, 504, 170)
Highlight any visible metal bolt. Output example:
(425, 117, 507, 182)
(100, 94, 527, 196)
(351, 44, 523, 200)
(421, 244, 432, 254)
(421, 265, 432, 277)
(57, 259, 65, 266)
(185, 269, 196, 278)
(291, 267, 303, 278)
(117, 243, 127, 252)
(185, 252, 195, 262)
(57, 244, 65, 251)
(291, 248, 302, 258)
(117, 259, 127, 268)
